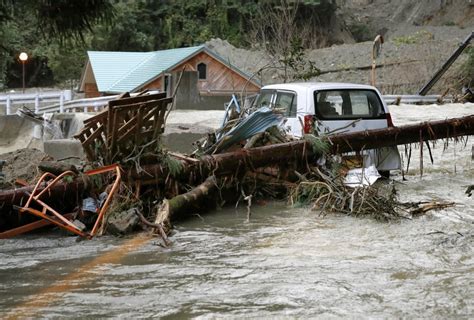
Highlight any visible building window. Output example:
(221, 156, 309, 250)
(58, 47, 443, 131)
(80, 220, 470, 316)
(197, 62, 207, 80)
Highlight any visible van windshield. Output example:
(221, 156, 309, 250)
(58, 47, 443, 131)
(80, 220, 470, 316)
(253, 90, 274, 109)
(253, 89, 297, 117)
(314, 89, 385, 120)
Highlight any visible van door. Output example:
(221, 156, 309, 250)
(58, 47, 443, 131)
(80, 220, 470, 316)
(273, 90, 299, 136)
(313, 89, 388, 135)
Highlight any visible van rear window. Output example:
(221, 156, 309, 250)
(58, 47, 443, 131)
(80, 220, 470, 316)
(314, 89, 385, 120)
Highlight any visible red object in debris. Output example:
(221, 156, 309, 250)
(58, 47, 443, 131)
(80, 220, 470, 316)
(0, 164, 122, 239)
(303, 115, 314, 134)
(14, 179, 29, 187)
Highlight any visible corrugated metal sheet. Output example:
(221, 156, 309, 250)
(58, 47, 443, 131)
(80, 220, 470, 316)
(88, 46, 204, 93)
(88, 51, 154, 93)
(208, 107, 283, 153)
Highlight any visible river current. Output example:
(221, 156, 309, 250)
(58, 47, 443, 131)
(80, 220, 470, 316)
(0, 103, 473, 319)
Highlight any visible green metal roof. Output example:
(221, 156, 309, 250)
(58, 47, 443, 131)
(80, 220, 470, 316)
(88, 45, 205, 93)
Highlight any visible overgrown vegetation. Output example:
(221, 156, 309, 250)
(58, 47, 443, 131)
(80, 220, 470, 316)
(0, 0, 113, 89)
(0, 0, 336, 90)
(348, 23, 373, 43)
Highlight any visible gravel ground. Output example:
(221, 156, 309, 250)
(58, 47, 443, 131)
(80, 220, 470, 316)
(206, 0, 473, 95)
(207, 25, 470, 95)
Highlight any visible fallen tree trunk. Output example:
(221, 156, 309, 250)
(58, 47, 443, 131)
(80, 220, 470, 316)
(3, 115, 474, 196)
(0, 181, 85, 207)
(133, 141, 313, 184)
(329, 115, 474, 154)
(155, 176, 219, 223)
(134, 115, 474, 182)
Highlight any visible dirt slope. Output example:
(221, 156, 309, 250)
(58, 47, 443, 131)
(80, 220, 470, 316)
(338, 0, 474, 37)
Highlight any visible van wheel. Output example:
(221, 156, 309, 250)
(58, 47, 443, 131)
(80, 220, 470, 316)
(379, 170, 390, 179)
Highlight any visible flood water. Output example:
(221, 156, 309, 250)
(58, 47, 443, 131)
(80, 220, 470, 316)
(1, 103, 473, 319)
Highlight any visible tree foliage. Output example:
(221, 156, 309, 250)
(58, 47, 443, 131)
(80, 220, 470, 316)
(0, 0, 336, 90)
(0, 0, 113, 89)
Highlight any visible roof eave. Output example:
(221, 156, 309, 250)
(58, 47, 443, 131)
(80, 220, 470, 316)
(134, 46, 207, 92)
(78, 59, 91, 92)
(202, 47, 262, 88)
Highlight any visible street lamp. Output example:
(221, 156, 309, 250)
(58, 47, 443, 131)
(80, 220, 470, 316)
(19, 52, 28, 93)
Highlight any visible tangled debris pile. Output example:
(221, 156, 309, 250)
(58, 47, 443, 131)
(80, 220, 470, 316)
(1, 93, 472, 240)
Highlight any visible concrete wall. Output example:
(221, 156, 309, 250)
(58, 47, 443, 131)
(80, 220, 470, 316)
(0, 113, 91, 159)
(0, 115, 43, 154)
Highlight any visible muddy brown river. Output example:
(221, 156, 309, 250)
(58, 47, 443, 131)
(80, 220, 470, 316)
(0, 103, 473, 318)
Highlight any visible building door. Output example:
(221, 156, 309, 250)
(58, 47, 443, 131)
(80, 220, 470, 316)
(163, 74, 172, 97)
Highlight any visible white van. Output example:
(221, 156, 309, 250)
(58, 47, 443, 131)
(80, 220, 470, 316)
(252, 82, 401, 173)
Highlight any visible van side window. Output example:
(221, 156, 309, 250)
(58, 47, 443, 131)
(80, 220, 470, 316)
(314, 89, 384, 119)
(275, 92, 297, 117)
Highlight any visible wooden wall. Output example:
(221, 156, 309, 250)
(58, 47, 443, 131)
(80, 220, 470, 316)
(144, 77, 162, 91)
(169, 51, 260, 95)
(84, 83, 100, 98)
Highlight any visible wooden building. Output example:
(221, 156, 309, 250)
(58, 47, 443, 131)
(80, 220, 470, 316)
(79, 45, 261, 109)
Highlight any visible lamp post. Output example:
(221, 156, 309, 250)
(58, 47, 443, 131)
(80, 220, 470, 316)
(19, 52, 28, 93)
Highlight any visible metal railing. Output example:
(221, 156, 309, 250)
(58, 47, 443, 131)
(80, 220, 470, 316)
(0, 90, 72, 114)
(39, 94, 121, 113)
(0, 90, 453, 115)
(382, 94, 446, 105)
(38, 91, 161, 114)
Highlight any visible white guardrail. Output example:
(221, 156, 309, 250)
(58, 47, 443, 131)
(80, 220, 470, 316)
(382, 94, 445, 105)
(34, 91, 161, 114)
(0, 91, 447, 115)
(0, 91, 138, 114)
(38, 94, 123, 113)
(0, 90, 73, 114)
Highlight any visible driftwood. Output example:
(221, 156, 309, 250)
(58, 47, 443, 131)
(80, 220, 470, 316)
(38, 161, 79, 176)
(155, 176, 219, 224)
(134, 140, 314, 184)
(133, 209, 171, 246)
(134, 115, 474, 183)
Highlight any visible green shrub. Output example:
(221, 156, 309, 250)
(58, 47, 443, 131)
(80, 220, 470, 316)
(392, 30, 434, 46)
(348, 23, 372, 42)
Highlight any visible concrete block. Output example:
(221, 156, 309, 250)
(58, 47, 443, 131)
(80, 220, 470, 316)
(43, 139, 84, 160)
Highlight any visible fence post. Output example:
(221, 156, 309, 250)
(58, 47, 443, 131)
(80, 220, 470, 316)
(6, 95, 11, 115)
(63, 90, 72, 101)
(59, 92, 64, 113)
(35, 94, 40, 113)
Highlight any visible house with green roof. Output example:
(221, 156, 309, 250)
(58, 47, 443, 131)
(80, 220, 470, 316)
(79, 45, 261, 109)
